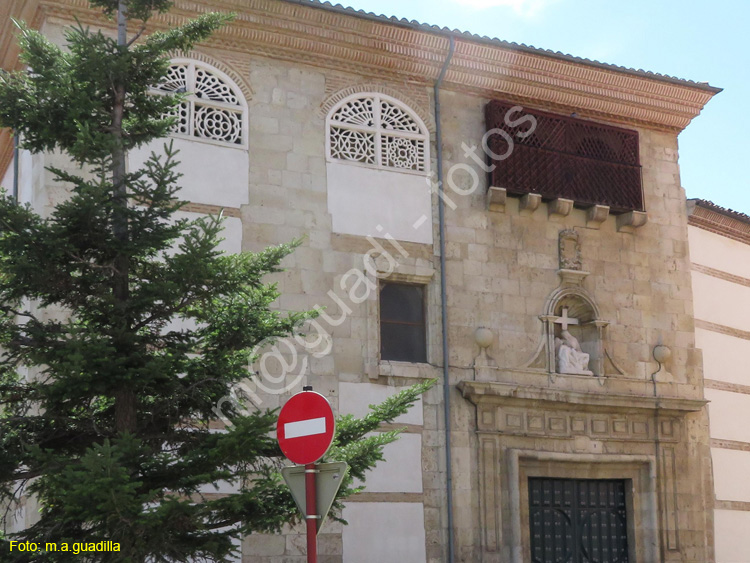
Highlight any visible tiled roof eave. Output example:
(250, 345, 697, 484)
(284, 0, 721, 95)
(0, 0, 723, 178)
(688, 199, 750, 246)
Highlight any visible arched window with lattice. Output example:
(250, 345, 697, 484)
(153, 60, 247, 147)
(326, 94, 429, 173)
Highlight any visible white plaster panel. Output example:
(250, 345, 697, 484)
(159, 212, 240, 335)
(170, 212, 242, 255)
(129, 138, 249, 208)
(689, 225, 750, 281)
(692, 271, 750, 332)
(326, 161, 432, 244)
(19, 150, 35, 206)
(197, 479, 239, 495)
(215, 216, 243, 255)
(712, 448, 750, 502)
(696, 328, 750, 386)
(353, 433, 423, 493)
(342, 502, 426, 563)
(339, 382, 423, 425)
(706, 388, 750, 443)
(715, 509, 750, 563)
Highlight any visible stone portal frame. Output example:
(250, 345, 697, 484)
(507, 450, 659, 563)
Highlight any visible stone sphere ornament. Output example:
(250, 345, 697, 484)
(653, 344, 672, 364)
(474, 327, 494, 349)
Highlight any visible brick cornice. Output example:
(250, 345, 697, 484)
(688, 204, 750, 246)
(1, 0, 719, 178)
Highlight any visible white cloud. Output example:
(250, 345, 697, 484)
(447, 0, 557, 18)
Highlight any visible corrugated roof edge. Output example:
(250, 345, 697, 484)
(688, 199, 750, 225)
(280, 0, 722, 94)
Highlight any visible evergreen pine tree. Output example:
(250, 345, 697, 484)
(0, 2, 432, 560)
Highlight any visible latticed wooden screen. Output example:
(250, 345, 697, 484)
(485, 101, 644, 213)
(327, 94, 429, 173)
(154, 61, 245, 146)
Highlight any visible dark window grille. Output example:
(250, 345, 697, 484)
(485, 101, 644, 213)
(529, 477, 630, 563)
(380, 283, 426, 363)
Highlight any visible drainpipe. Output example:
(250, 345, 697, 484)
(13, 133, 19, 203)
(435, 35, 456, 563)
(651, 345, 668, 561)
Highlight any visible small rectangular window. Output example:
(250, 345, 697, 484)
(380, 282, 427, 363)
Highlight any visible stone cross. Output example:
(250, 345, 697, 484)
(554, 307, 579, 331)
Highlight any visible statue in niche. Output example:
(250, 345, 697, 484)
(559, 229, 582, 271)
(555, 330, 593, 375)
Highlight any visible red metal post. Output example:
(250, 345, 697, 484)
(305, 463, 318, 563)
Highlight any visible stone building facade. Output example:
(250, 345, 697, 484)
(0, 0, 722, 561)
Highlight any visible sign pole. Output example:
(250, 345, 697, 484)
(277, 386, 336, 563)
(305, 463, 318, 563)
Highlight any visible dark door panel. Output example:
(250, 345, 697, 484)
(529, 478, 629, 563)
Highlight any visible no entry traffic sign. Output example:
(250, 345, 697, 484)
(277, 390, 335, 465)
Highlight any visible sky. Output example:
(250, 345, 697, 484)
(338, 0, 750, 214)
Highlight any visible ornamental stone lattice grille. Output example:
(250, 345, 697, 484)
(327, 93, 429, 173)
(154, 60, 246, 146)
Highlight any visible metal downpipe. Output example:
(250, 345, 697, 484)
(13, 133, 19, 202)
(435, 35, 455, 563)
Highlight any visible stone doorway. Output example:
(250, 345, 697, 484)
(528, 477, 630, 563)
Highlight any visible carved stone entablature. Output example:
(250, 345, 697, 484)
(474, 403, 682, 444)
(458, 380, 707, 419)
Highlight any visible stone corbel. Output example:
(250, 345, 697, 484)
(616, 211, 648, 232)
(548, 198, 574, 219)
(586, 205, 610, 229)
(557, 269, 590, 287)
(519, 193, 542, 215)
(487, 186, 506, 212)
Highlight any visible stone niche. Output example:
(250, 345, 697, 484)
(519, 272, 610, 380)
(544, 287, 608, 377)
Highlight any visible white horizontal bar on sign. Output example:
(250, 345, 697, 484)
(285, 417, 326, 439)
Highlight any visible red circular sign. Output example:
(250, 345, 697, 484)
(277, 391, 335, 465)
